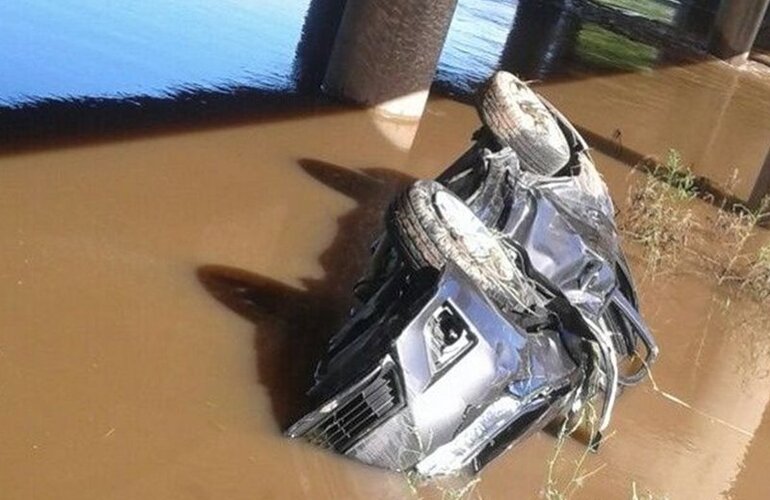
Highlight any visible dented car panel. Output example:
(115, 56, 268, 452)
(439, 119, 656, 381)
(286, 263, 582, 472)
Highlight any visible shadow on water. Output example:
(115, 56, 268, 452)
(0, 90, 334, 155)
(197, 158, 414, 428)
(577, 125, 770, 218)
(568, 124, 679, 209)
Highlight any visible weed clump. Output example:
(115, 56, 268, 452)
(745, 244, 770, 301)
(622, 151, 770, 302)
(704, 183, 770, 299)
(543, 404, 607, 500)
(620, 150, 697, 276)
(405, 471, 481, 500)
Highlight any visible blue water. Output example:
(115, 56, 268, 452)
(437, 0, 517, 94)
(0, 0, 312, 105)
(0, 0, 678, 121)
(0, 0, 525, 107)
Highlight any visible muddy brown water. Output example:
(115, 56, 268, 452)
(1, 60, 770, 499)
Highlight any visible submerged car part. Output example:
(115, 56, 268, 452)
(287, 261, 586, 474)
(287, 71, 658, 477)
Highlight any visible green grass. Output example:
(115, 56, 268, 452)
(620, 150, 697, 276)
(575, 24, 659, 71)
(622, 149, 770, 301)
(597, 0, 676, 23)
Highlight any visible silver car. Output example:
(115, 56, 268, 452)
(286, 72, 658, 476)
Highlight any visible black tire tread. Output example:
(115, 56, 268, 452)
(388, 181, 529, 310)
(479, 72, 570, 176)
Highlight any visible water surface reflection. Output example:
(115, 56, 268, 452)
(0, 0, 729, 110)
(0, 0, 312, 103)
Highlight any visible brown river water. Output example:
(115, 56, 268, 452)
(1, 59, 769, 499)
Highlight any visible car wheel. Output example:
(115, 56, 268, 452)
(388, 180, 537, 312)
(479, 71, 570, 176)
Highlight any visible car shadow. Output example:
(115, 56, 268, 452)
(197, 158, 414, 429)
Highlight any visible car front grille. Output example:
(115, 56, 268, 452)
(306, 365, 403, 453)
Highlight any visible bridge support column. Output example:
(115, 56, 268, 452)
(748, 148, 770, 211)
(710, 0, 770, 64)
(323, 0, 458, 120)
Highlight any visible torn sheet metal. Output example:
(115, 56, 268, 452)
(287, 263, 580, 473)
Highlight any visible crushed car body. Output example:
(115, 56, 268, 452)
(288, 262, 581, 475)
(286, 71, 659, 476)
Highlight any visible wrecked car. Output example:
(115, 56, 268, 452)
(286, 71, 658, 476)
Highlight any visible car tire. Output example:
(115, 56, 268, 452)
(388, 180, 536, 311)
(479, 71, 570, 176)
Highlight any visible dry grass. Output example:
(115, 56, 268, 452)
(631, 482, 669, 500)
(622, 152, 770, 302)
(703, 177, 770, 287)
(700, 182, 770, 301)
(401, 425, 482, 500)
(744, 243, 770, 301)
(543, 404, 608, 500)
(405, 471, 482, 500)
(620, 150, 697, 276)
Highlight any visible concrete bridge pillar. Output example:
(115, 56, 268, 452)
(675, 0, 721, 41)
(500, 0, 581, 80)
(710, 0, 770, 64)
(323, 0, 459, 120)
(748, 148, 770, 211)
